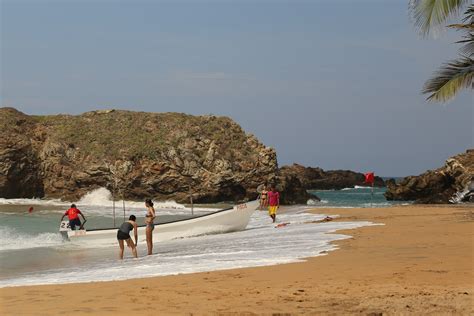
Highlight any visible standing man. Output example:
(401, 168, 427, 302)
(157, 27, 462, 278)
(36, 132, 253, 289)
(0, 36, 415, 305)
(61, 204, 87, 230)
(267, 185, 280, 223)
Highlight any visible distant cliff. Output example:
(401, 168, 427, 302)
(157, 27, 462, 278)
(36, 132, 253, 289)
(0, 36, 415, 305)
(1, 107, 282, 203)
(385, 150, 474, 203)
(279, 164, 385, 190)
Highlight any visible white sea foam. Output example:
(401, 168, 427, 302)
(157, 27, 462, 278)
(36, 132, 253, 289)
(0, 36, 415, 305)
(0, 187, 216, 215)
(361, 202, 393, 207)
(340, 186, 372, 191)
(354, 185, 372, 189)
(77, 187, 114, 205)
(0, 197, 68, 206)
(0, 209, 380, 287)
(307, 199, 328, 205)
(341, 187, 354, 191)
(78, 187, 188, 209)
(0, 226, 65, 251)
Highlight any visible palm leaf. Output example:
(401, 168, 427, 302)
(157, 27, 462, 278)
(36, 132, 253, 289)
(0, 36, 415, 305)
(423, 56, 474, 102)
(461, 4, 474, 24)
(409, 0, 470, 37)
(457, 33, 474, 56)
(447, 23, 474, 29)
(448, 5, 474, 56)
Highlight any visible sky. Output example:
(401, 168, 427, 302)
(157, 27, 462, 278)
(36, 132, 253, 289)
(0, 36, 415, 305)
(1, 0, 473, 177)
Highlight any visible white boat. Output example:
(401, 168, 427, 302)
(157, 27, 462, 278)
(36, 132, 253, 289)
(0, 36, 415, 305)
(63, 200, 259, 244)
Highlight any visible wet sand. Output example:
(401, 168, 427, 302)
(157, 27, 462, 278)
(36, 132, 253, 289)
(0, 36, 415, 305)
(1, 205, 473, 315)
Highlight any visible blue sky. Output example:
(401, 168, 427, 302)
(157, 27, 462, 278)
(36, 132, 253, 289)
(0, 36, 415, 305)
(1, 0, 472, 176)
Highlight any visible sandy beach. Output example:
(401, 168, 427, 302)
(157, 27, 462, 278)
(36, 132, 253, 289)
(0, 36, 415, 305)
(1, 205, 472, 315)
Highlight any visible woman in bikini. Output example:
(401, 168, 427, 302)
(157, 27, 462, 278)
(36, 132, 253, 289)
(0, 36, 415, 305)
(145, 199, 156, 255)
(117, 215, 138, 259)
(260, 184, 268, 210)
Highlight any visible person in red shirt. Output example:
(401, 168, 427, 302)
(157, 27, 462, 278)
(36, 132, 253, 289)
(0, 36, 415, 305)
(267, 185, 280, 223)
(61, 204, 87, 230)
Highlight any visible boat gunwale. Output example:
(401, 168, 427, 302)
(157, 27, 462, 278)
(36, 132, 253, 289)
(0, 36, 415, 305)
(85, 205, 236, 232)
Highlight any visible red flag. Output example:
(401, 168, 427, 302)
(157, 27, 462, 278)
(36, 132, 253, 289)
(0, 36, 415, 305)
(364, 172, 375, 184)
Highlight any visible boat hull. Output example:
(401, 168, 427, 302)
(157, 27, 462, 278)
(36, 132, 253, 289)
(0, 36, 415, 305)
(66, 200, 258, 244)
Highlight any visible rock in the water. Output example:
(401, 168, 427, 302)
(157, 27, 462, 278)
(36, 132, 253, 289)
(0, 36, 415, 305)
(278, 163, 385, 190)
(384, 150, 474, 204)
(275, 167, 320, 204)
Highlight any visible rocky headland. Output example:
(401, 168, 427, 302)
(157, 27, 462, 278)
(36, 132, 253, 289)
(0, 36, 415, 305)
(0, 107, 397, 205)
(1, 107, 272, 202)
(385, 150, 474, 203)
(1, 107, 318, 204)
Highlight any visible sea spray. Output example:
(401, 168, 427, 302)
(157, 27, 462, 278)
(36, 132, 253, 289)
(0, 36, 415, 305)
(0, 226, 64, 251)
(79, 187, 188, 209)
(0, 197, 68, 206)
(0, 187, 212, 215)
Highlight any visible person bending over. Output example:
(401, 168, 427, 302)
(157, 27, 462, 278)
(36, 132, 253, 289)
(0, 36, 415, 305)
(117, 215, 138, 259)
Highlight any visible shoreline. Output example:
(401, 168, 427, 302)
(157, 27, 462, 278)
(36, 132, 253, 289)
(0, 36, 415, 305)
(1, 205, 472, 315)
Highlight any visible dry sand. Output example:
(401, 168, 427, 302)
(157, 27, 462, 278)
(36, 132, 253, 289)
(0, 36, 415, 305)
(1, 205, 473, 315)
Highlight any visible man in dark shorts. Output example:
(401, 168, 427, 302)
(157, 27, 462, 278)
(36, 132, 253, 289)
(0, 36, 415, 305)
(60, 204, 87, 230)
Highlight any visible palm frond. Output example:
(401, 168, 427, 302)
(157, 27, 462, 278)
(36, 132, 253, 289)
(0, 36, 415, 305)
(447, 23, 474, 29)
(461, 4, 474, 24)
(446, 5, 474, 56)
(448, 5, 474, 30)
(409, 0, 470, 37)
(457, 33, 474, 56)
(423, 56, 474, 102)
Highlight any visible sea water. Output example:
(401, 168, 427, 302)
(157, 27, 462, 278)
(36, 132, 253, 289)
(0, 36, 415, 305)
(0, 188, 382, 288)
(308, 186, 410, 208)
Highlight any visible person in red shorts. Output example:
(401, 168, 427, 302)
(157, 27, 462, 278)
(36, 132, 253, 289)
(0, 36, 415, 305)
(267, 185, 280, 223)
(60, 204, 87, 230)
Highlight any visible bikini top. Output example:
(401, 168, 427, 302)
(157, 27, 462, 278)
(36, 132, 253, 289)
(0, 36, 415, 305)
(145, 207, 155, 218)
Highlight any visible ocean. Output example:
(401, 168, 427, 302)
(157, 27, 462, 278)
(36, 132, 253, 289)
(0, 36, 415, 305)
(308, 186, 409, 208)
(0, 187, 396, 288)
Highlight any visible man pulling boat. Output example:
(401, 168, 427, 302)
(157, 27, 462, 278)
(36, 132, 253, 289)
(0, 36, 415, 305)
(60, 204, 87, 230)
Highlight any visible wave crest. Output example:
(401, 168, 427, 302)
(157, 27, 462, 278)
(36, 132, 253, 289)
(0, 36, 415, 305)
(0, 226, 64, 251)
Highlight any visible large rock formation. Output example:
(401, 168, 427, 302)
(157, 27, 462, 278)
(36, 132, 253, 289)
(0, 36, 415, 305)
(0, 109, 44, 198)
(384, 150, 474, 203)
(1, 107, 284, 203)
(278, 164, 385, 190)
(275, 167, 320, 204)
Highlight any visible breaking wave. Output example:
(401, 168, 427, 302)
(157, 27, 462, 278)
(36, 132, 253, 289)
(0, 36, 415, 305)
(0, 188, 191, 211)
(0, 226, 65, 251)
